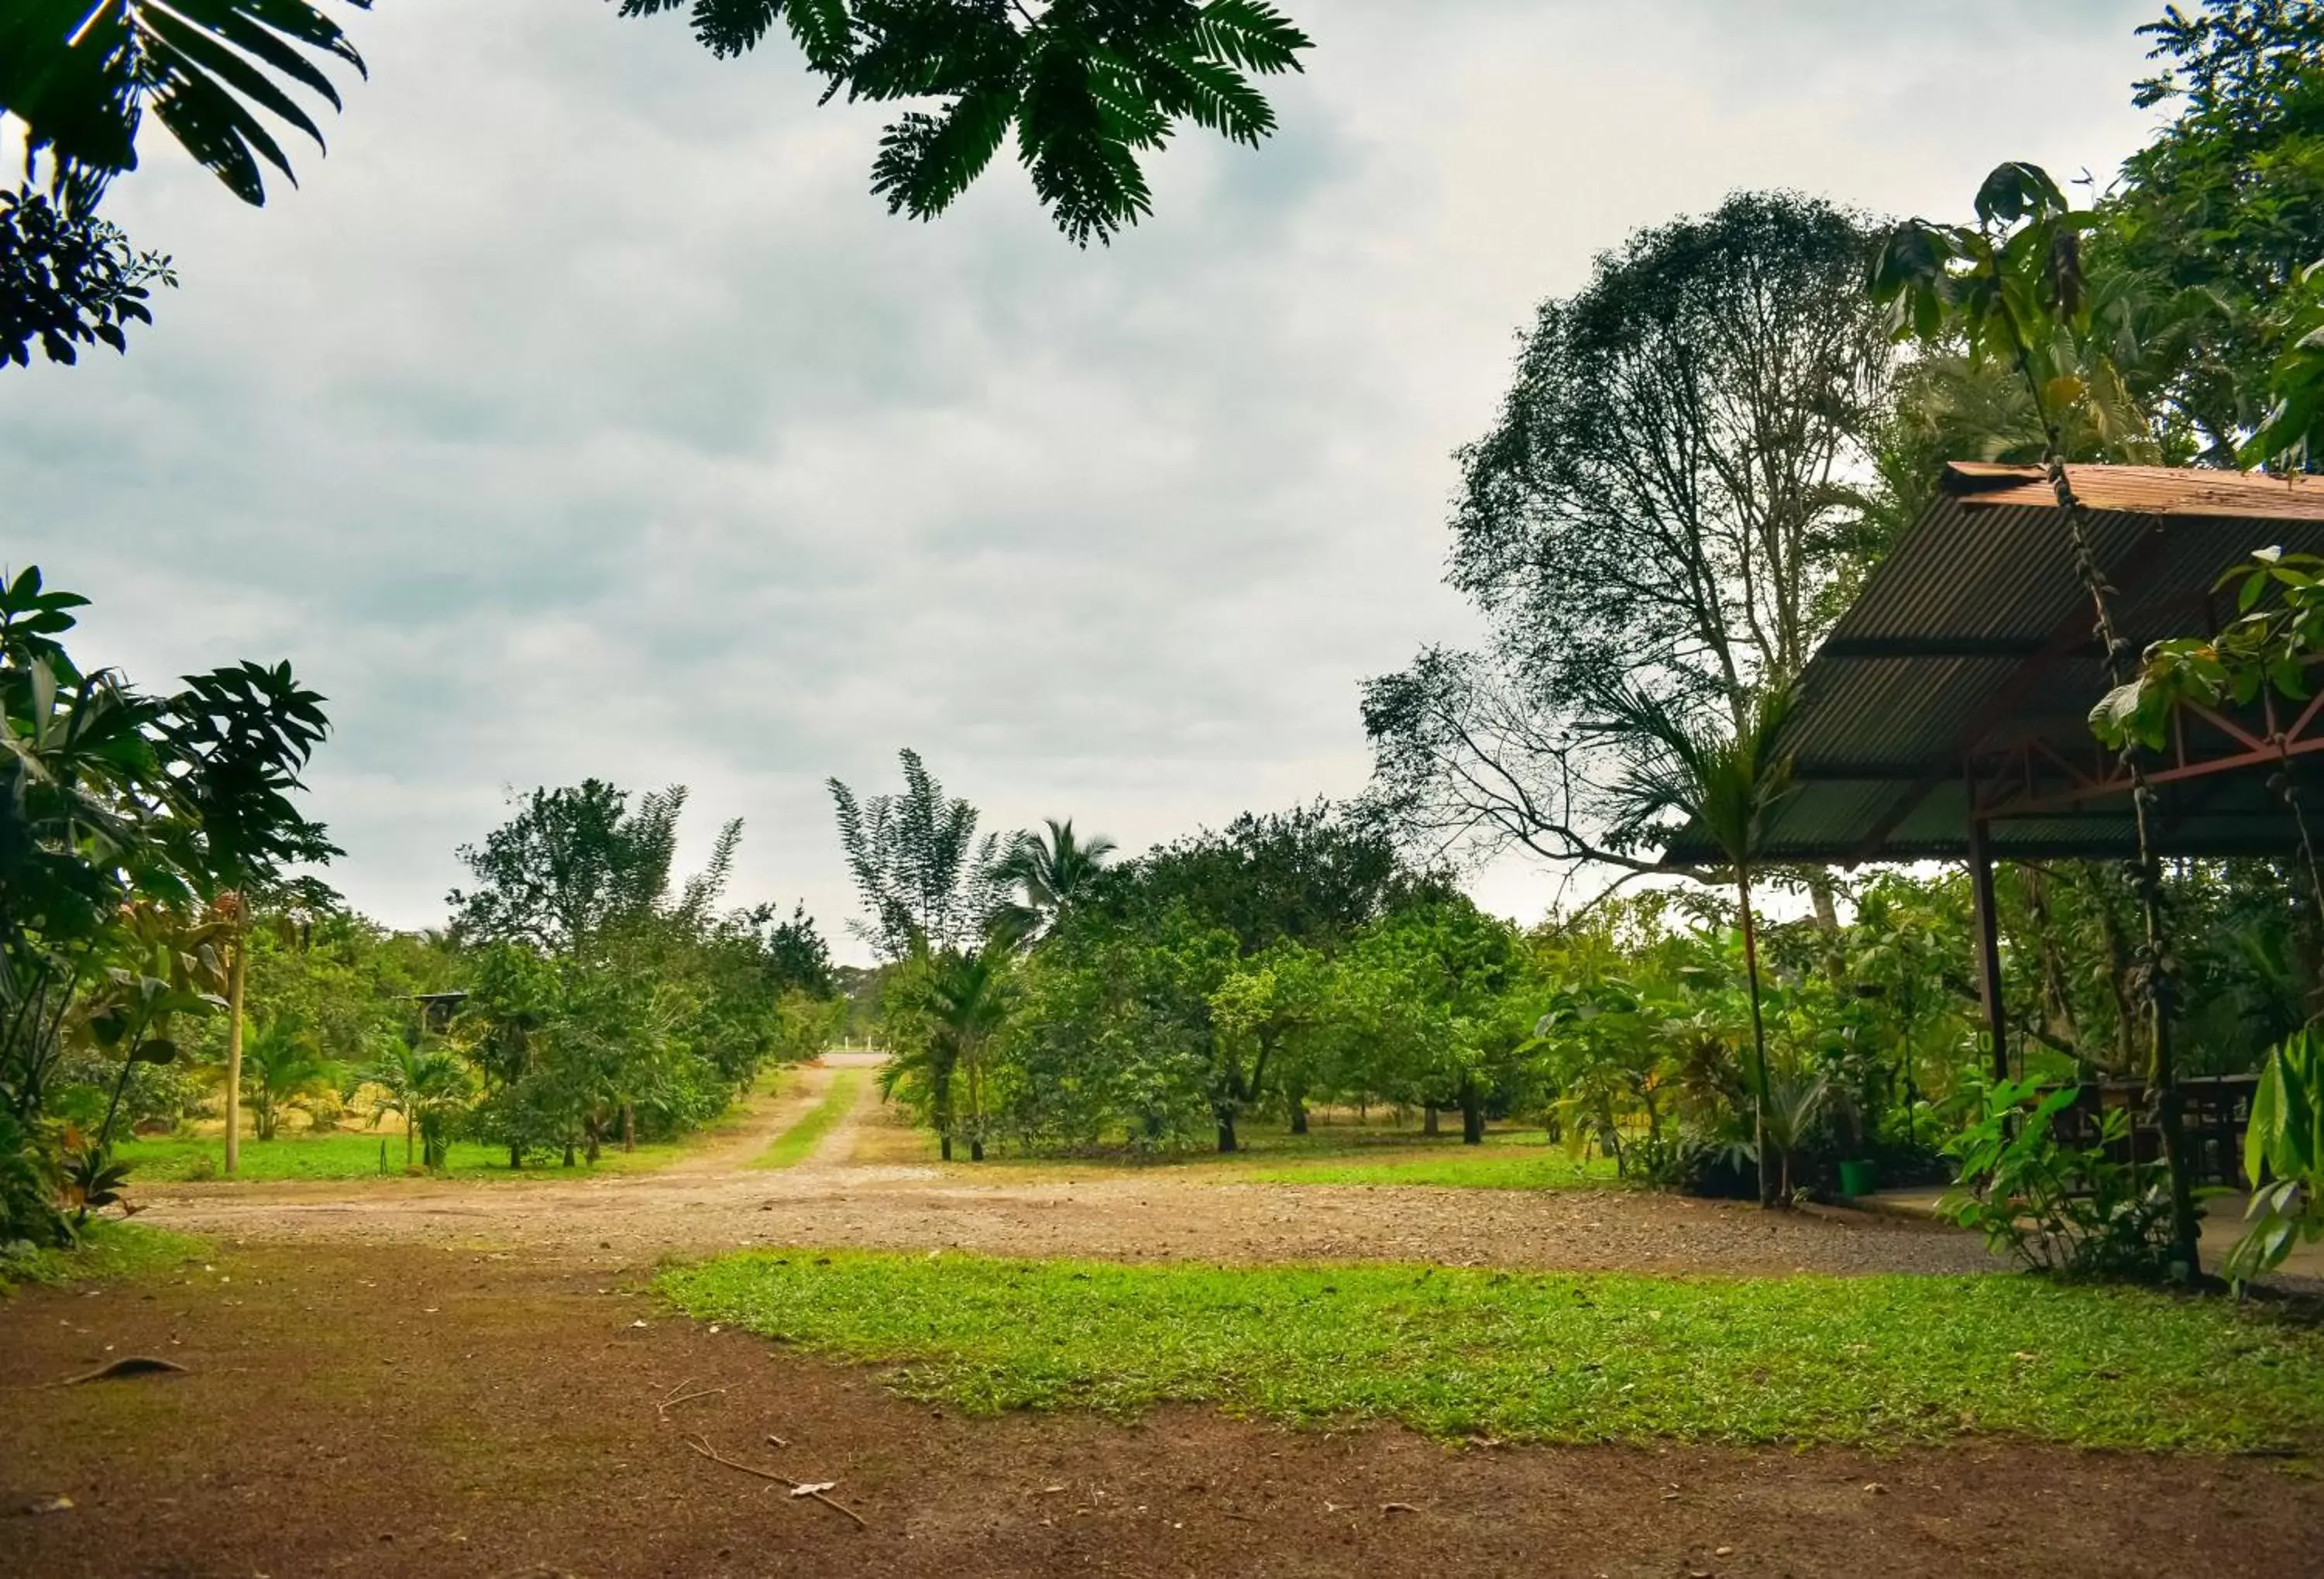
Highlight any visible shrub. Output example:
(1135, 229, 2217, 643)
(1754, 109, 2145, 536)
(1940, 1076, 2177, 1281)
(0, 1110, 70, 1247)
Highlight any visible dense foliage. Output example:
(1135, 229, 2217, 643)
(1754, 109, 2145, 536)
(0, 187, 175, 368)
(0, 566, 335, 1244)
(443, 781, 841, 1165)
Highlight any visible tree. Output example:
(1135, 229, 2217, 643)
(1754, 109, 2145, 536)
(1126, 802, 1405, 956)
(2099, 1, 2324, 463)
(1, 0, 1311, 243)
(235, 1014, 335, 1140)
(0, 566, 335, 1206)
(992, 817, 1116, 943)
(1339, 893, 1529, 1144)
(882, 943, 1012, 1160)
(616, 0, 1313, 246)
(1872, 160, 2205, 1279)
(759, 902, 838, 998)
(829, 748, 1009, 959)
(361, 1037, 471, 1171)
(168, 661, 339, 1176)
(1, 186, 174, 367)
(1364, 193, 1894, 872)
(1593, 683, 1795, 1208)
(449, 779, 692, 952)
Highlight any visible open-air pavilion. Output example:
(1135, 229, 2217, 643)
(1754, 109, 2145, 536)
(1660, 461, 2324, 1175)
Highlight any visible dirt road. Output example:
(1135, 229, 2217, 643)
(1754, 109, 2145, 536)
(134, 1066, 1993, 1278)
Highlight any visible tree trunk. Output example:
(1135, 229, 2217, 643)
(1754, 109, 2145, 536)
(1739, 872, 1776, 1209)
(509, 1140, 522, 1171)
(1288, 1099, 1308, 1136)
(970, 1137, 984, 1161)
(562, 1141, 576, 1167)
(2043, 458, 2199, 1278)
(407, 1114, 417, 1171)
(1807, 873, 1845, 986)
(940, 1134, 953, 1161)
(1459, 1080, 1484, 1145)
(621, 1102, 635, 1153)
(1217, 1111, 1238, 1154)
(1423, 1104, 1439, 1137)
(223, 907, 246, 1178)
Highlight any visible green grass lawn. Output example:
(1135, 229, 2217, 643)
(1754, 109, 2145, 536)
(751, 1068, 865, 1170)
(1232, 1146, 1621, 1189)
(115, 1130, 696, 1182)
(0, 1220, 207, 1293)
(113, 1068, 805, 1183)
(891, 1120, 1611, 1180)
(659, 1249, 2324, 1453)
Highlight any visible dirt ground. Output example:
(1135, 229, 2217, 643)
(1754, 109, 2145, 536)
(6, 1243, 2322, 1579)
(6, 1065, 2320, 1579)
(129, 1066, 1997, 1278)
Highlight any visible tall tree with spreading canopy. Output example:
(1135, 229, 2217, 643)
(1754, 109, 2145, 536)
(1363, 192, 1894, 875)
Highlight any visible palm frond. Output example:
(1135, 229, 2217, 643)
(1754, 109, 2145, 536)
(1, 0, 368, 210)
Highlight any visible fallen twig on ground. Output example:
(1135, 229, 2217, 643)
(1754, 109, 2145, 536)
(47, 1356, 188, 1387)
(681, 1433, 868, 1529)
(656, 1377, 727, 1416)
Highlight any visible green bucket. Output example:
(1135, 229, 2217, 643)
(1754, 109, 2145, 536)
(1838, 1159, 1879, 1199)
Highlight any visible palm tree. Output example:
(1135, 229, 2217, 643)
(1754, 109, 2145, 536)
(1595, 683, 1796, 1208)
(992, 818, 1117, 944)
(1758, 1067, 1832, 1202)
(361, 1039, 472, 1171)
(886, 946, 1012, 1161)
(238, 1017, 337, 1143)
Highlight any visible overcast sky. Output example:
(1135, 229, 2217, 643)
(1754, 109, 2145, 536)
(9, 0, 2168, 958)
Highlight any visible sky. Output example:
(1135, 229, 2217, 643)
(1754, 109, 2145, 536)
(7, 0, 2170, 959)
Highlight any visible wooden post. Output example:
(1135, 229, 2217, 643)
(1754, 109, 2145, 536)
(1966, 817, 2008, 1082)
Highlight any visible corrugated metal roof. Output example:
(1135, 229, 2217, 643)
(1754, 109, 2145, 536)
(1657, 463, 2324, 869)
(1946, 462, 2324, 522)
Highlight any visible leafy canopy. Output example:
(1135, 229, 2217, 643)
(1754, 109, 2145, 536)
(0, 0, 371, 211)
(0, 186, 176, 366)
(2, 0, 1312, 247)
(621, 0, 1315, 245)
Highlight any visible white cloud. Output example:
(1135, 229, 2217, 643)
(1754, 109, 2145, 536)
(5, 0, 2164, 954)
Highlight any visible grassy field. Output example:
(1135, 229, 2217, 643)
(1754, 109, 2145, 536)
(751, 1068, 865, 1169)
(1233, 1146, 1621, 1189)
(660, 1249, 2324, 1453)
(113, 1068, 799, 1182)
(0, 1220, 207, 1293)
(112, 1129, 697, 1182)
(851, 1103, 1624, 1185)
